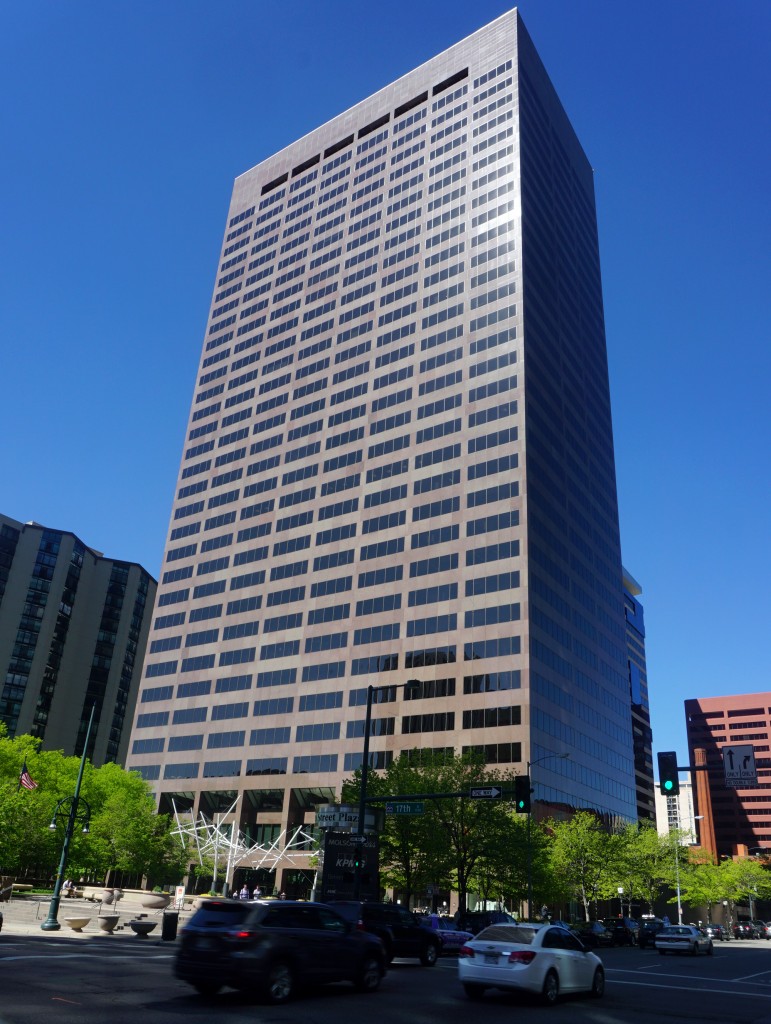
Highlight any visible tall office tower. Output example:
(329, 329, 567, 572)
(624, 569, 655, 822)
(128, 9, 637, 888)
(0, 513, 156, 765)
(686, 694, 771, 857)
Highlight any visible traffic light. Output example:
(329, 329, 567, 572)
(658, 751, 680, 795)
(514, 774, 532, 813)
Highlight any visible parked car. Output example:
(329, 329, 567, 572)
(733, 921, 758, 939)
(603, 917, 640, 946)
(638, 918, 666, 949)
(571, 921, 614, 948)
(418, 914, 475, 954)
(327, 901, 440, 965)
(702, 923, 730, 941)
(751, 920, 771, 939)
(174, 898, 386, 1003)
(655, 924, 713, 956)
(458, 909, 518, 935)
(458, 922, 605, 1004)
(0, 909, 3, 932)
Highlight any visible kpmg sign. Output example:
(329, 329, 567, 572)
(319, 830, 379, 901)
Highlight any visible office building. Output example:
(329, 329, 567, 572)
(685, 693, 771, 856)
(654, 776, 697, 842)
(624, 569, 655, 822)
(0, 513, 156, 765)
(127, 9, 637, 890)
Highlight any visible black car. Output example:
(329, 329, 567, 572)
(603, 917, 640, 946)
(702, 923, 730, 941)
(457, 909, 517, 935)
(571, 921, 614, 948)
(327, 901, 441, 965)
(175, 898, 386, 1003)
(733, 921, 758, 939)
(638, 918, 666, 949)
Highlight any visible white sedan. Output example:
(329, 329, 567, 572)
(655, 925, 714, 956)
(458, 922, 605, 1005)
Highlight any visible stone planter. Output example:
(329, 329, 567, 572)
(129, 920, 157, 938)
(139, 893, 171, 910)
(64, 917, 91, 933)
(101, 890, 115, 906)
(97, 914, 120, 933)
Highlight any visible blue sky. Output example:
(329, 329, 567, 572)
(2, 1, 769, 764)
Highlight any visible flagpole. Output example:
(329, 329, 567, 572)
(41, 704, 96, 931)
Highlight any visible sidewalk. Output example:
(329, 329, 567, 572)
(0, 894, 191, 941)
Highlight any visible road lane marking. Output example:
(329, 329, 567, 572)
(609, 979, 771, 999)
(731, 970, 771, 981)
(2, 953, 174, 960)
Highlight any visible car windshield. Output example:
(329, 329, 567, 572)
(476, 925, 537, 944)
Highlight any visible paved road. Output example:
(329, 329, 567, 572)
(4, 935, 771, 1024)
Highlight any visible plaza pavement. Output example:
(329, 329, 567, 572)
(0, 893, 192, 941)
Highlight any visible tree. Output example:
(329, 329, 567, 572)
(0, 726, 186, 884)
(678, 858, 729, 924)
(341, 750, 517, 910)
(341, 752, 450, 902)
(613, 822, 683, 914)
(723, 857, 771, 919)
(549, 812, 616, 920)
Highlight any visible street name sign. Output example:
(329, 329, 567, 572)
(385, 802, 425, 815)
(723, 744, 758, 788)
(470, 787, 502, 799)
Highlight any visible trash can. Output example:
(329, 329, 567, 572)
(161, 911, 179, 941)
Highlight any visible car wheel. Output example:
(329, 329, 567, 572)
(192, 981, 221, 997)
(463, 983, 486, 1001)
(707, 942, 714, 956)
(421, 941, 439, 966)
(590, 967, 605, 999)
(541, 970, 559, 1005)
(691, 942, 698, 956)
(355, 955, 383, 993)
(264, 961, 294, 1005)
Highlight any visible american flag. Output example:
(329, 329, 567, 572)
(18, 761, 38, 791)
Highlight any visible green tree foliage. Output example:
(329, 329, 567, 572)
(612, 822, 682, 914)
(677, 858, 730, 923)
(548, 811, 616, 920)
(0, 726, 186, 884)
(342, 750, 519, 910)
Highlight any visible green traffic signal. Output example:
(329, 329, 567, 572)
(657, 752, 680, 796)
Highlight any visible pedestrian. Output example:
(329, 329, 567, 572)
(253, 885, 262, 899)
(239, 884, 250, 900)
(279, 891, 286, 900)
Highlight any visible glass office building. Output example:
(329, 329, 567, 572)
(127, 9, 638, 880)
(0, 512, 155, 765)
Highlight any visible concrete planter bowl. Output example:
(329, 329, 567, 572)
(129, 920, 157, 938)
(139, 893, 171, 910)
(64, 917, 91, 933)
(97, 914, 120, 933)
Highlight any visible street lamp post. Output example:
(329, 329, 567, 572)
(41, 705, 95, 931)
(526, 752, 569, 919)
(674, 814, 703, 925)
(353, 679, 420, 900)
